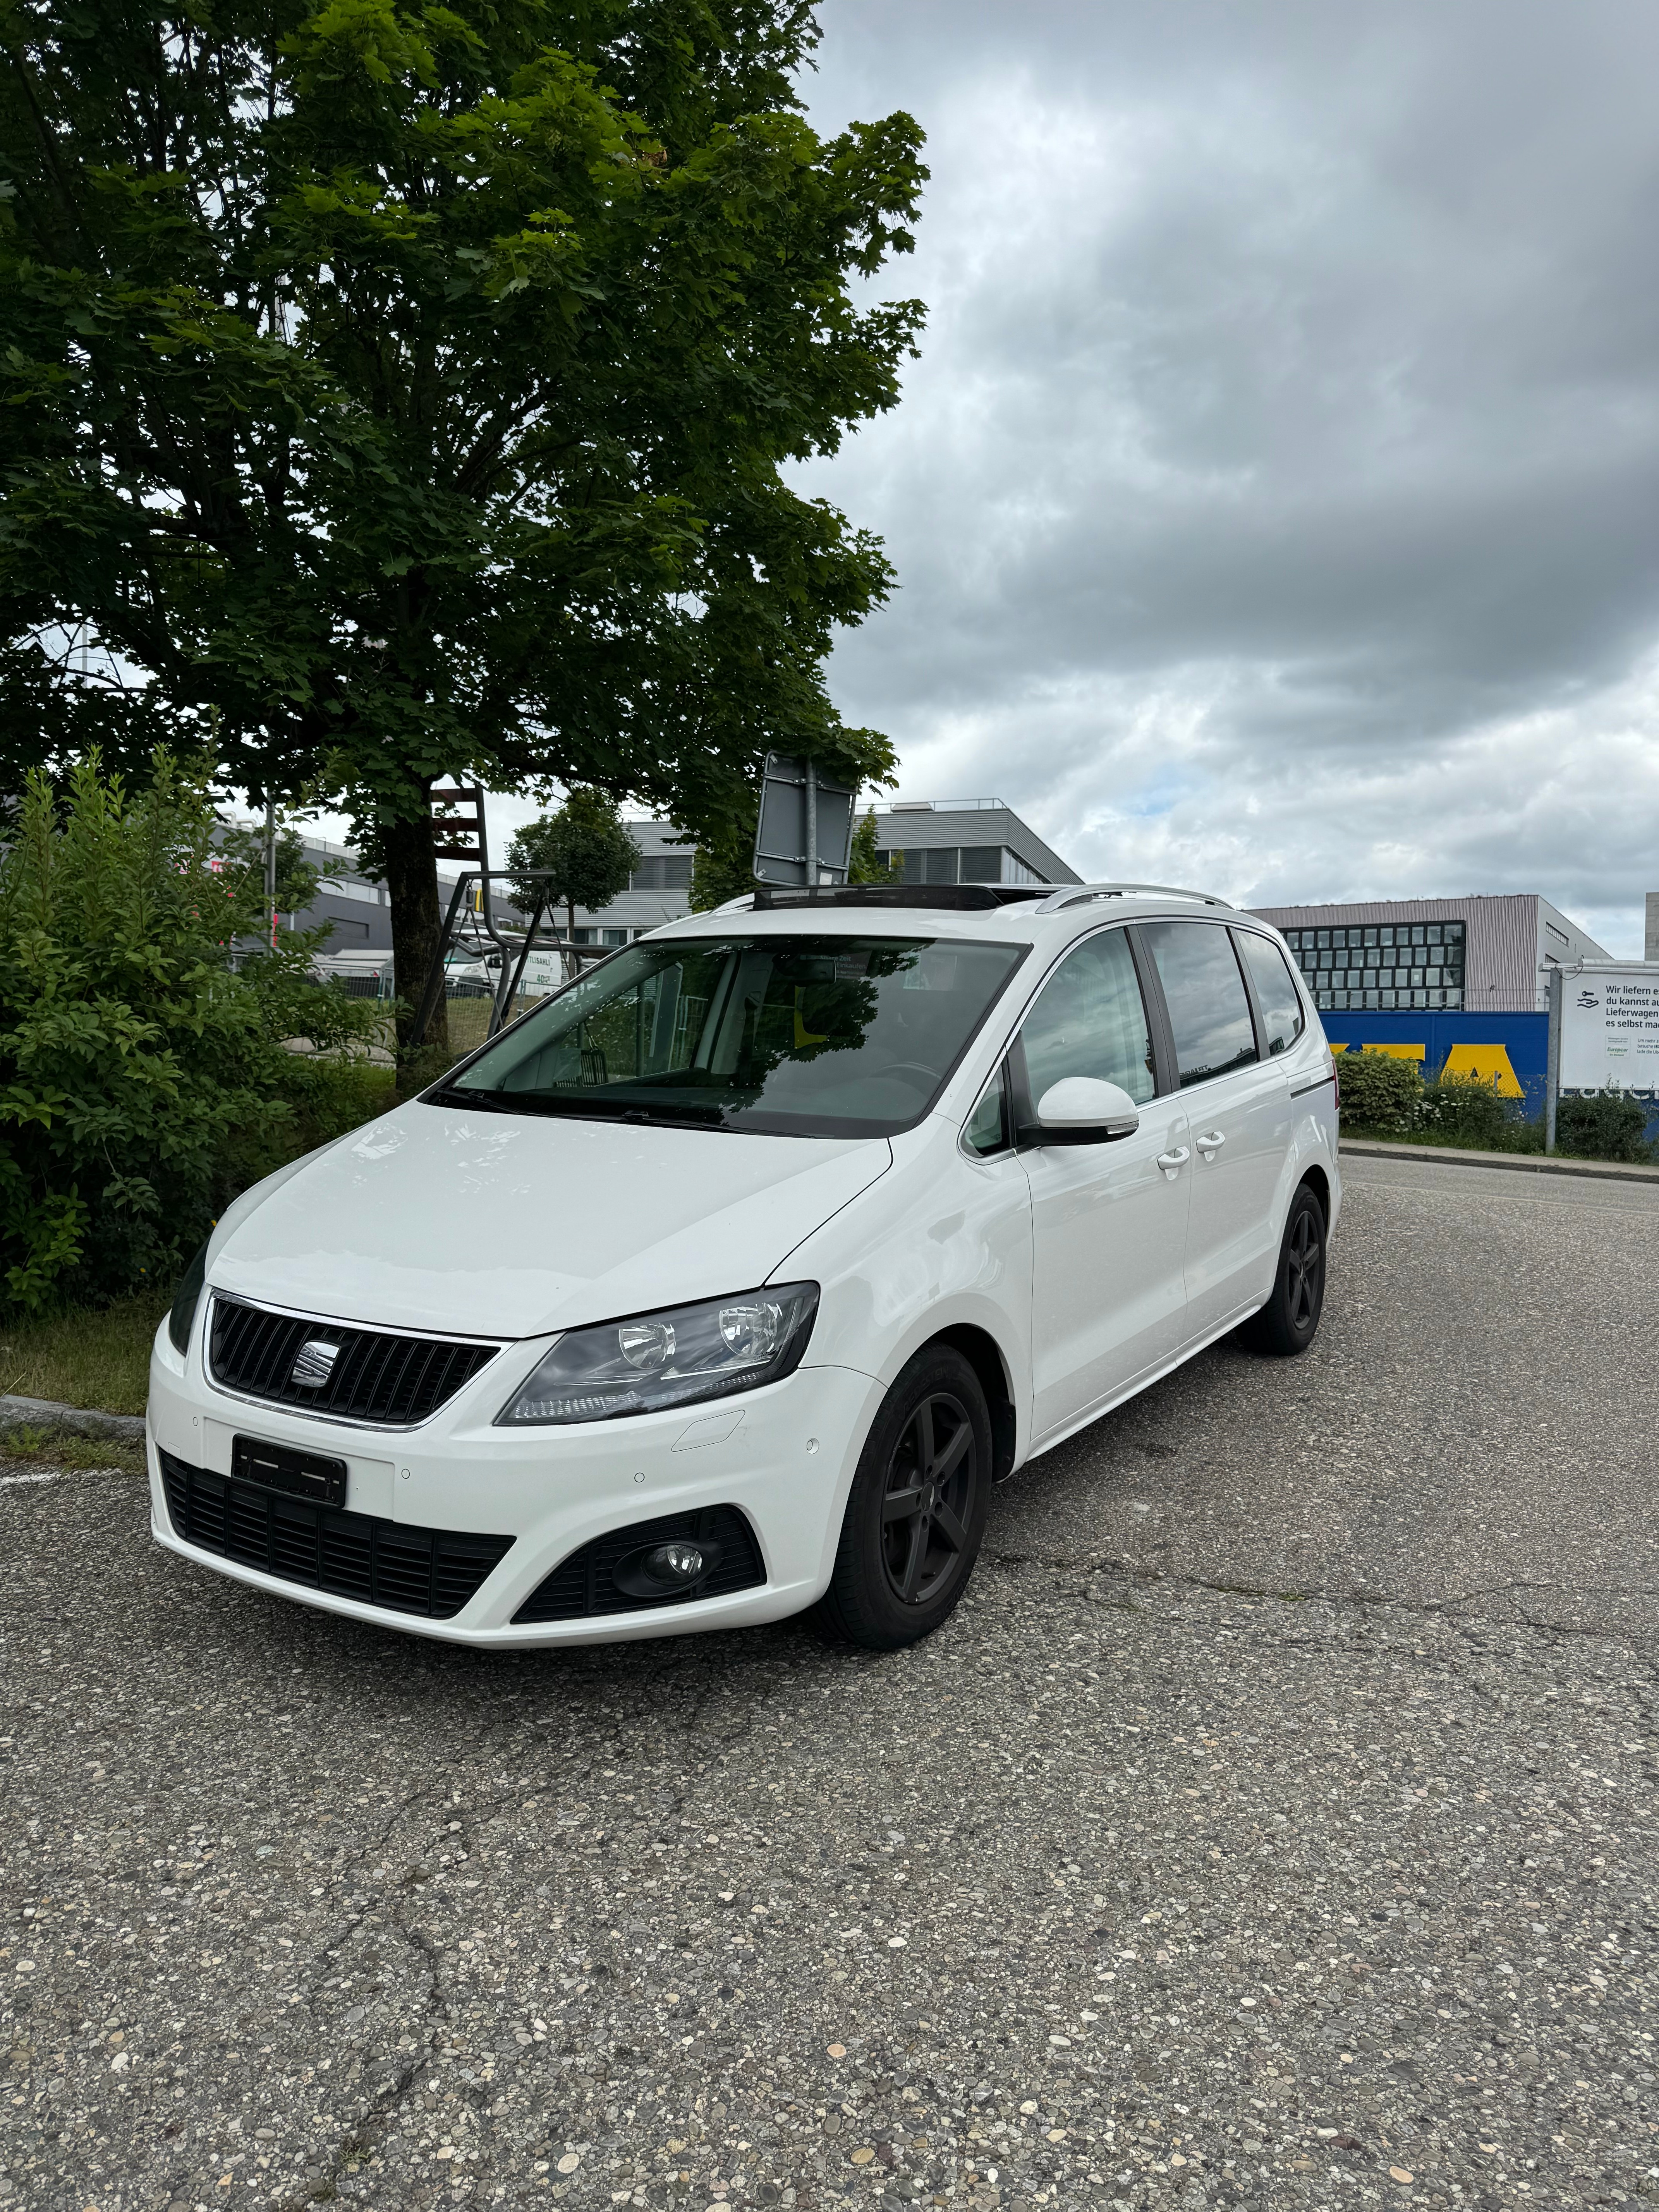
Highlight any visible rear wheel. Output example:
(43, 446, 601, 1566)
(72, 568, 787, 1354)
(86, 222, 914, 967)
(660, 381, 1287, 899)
(813, 1347, 991, 1650)
(1244, 1182, 1327, 1355)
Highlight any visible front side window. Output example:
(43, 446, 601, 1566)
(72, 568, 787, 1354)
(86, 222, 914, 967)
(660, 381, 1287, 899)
(1140, 921, 1259, 1087)
(1020, 927, 1156, 1105)
(437, 933, 1025, 1139)
(1235, 931, 1306, 1057)
(963, 1065, 1010, 1156)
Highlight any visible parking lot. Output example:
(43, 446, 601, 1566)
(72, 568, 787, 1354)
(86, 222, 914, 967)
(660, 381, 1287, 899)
(3, 1152, 1658, 2212)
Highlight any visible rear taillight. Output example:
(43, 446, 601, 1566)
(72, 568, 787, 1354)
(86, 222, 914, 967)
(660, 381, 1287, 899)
(1331, 1053, 1340, 1108)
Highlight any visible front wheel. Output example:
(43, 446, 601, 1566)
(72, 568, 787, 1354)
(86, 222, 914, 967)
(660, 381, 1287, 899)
(812, 1346, 992, 1650)
(1244, 1182, 1327, 1355)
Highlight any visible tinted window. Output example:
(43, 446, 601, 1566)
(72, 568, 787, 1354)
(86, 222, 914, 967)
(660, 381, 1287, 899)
(1141, 921, 1258, 1087)
(1235, 931, 1305, 1056)
(441, 933, 1025, 1138)
(1020, 928, 1156, 1105)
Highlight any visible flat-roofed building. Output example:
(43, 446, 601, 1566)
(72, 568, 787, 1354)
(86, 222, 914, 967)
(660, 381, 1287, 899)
(867, 798, 1080, 889)
(1248, 893, 1610, 1017)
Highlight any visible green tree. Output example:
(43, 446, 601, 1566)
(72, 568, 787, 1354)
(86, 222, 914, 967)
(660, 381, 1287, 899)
(0, 0, 923, 1062)
(505, 790, 641, 941)
(0, 752, 381, 1313)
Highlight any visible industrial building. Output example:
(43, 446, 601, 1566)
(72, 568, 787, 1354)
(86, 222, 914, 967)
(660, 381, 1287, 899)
(1247, 893, 1614, 1108)
(866, 798, 1080, 890)
(1247, 893, 1610, 1015)
(568, 798, 1078, 939)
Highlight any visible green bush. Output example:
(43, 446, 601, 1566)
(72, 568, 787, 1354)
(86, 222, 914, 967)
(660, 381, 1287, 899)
(1418, 1073, 1510, 1147)
(1556, 1092, 1654, 1164)
(1336, 1049, 1424, 1132)
(0, 752, 385, 1314)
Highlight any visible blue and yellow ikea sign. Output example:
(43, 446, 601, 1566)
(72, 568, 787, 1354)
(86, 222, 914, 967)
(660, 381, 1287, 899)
(1321, 1010, 1548, 1109)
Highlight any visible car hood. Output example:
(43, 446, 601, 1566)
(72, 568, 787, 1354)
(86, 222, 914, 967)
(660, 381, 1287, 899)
(207, 1101, 891, 1340)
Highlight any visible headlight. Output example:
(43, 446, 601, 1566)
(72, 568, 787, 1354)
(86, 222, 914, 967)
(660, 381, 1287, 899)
(496, 1282, 819, 1426)
(167, 1238, 210, 1356)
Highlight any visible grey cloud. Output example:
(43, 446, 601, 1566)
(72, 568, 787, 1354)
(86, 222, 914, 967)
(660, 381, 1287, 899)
(796, 0, 1659, 946)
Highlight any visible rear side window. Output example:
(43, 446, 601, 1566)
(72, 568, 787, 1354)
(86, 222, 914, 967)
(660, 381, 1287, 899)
(1020, 927, 1156, 1105)
(1235, 931, 1306, 1056)
(1140, 921, 1259, 1087)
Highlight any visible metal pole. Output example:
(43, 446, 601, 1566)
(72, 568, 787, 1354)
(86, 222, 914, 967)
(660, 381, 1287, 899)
(489, 893, 546, 1039)
(410, 873, 473, 1049)
(805, 761, 818, 884)
(263, 799, 278, 948)
(1545, 962, 1562, 1154)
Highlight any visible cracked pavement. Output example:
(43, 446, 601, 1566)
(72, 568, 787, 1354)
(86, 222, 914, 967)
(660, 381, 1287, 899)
(2, 1152, 1657, 2212)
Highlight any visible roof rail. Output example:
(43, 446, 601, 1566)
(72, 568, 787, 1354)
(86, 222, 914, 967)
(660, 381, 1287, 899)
(1035, 883, 1235, 914)
(751, 882, 1041, 913)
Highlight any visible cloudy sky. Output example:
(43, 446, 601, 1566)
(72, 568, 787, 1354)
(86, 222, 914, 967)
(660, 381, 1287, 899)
(774, 0, 1659, 952)
(423, 3, 1659, 950)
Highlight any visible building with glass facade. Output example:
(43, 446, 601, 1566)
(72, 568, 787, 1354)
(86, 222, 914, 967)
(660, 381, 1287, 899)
(1248, 894, 1609, 1017)
(868, 798, 1081, 890)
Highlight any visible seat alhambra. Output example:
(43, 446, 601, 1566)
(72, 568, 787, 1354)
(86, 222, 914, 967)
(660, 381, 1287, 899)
(148, 881, 1339, 1651)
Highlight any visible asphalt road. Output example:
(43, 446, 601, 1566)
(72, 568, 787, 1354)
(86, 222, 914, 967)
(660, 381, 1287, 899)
(2, 1152, 1657, 2212)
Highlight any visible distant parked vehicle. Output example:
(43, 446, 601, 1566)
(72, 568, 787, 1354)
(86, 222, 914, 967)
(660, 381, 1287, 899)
(152, 881, 1339, 1654)
(311, 953, 395, 1001)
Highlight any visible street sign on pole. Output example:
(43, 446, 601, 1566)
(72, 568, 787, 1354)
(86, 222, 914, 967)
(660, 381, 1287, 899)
(751, 755, 857, 888)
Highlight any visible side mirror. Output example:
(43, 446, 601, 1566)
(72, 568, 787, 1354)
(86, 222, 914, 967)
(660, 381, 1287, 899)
(1033, 1076, 1142, 1144)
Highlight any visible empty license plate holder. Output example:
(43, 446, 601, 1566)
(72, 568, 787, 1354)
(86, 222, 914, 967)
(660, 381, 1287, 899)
(231, 1435, 348, 1508)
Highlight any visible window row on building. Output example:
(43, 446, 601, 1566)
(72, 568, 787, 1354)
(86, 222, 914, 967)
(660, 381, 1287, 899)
(1283, 920, 1467, 1013)
(629, 854, 693, 892)
(877, 845, 1049, 887)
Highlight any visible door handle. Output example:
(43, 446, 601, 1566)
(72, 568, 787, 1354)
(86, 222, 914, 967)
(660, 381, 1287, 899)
(1156, 1146, 1190, 1175)
(1195, 1130, 1226, 1154)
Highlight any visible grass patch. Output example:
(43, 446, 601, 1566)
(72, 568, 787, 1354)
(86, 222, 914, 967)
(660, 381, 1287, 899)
(1343, 1121, 1539, 1154)
(0, 1289, 168, 1416)
(0, 1424, 144, 1475)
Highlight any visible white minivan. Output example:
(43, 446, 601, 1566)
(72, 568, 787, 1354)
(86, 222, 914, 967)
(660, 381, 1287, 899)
(148, 883, 1339, 1652)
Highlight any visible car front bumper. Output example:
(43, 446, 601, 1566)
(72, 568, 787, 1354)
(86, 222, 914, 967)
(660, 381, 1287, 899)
(146, 1327, 882, 1647)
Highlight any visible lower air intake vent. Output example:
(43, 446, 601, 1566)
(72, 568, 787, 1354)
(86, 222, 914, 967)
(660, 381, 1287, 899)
(512, 1504, 764, 1624)
(160, 1450, 513, 1621)
(208, 1296, 499, 1426)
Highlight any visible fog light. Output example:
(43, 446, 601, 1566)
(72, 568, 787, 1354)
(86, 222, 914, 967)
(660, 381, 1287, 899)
(612, 1532, 726, 1600)
(647, 1540, 706, 1584)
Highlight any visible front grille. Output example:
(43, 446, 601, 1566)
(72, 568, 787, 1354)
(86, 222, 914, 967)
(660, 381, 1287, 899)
(209, 1296, 499, 1427)
(513, 1504, 764, 1624)
(160, 1450, 514, 1620)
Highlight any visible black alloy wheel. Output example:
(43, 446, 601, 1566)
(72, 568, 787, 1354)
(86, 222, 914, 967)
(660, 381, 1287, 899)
(879, 1391, 977, 1607)
(1244, 1181, 1327, 1356)
(813, 1346, 993, 1650)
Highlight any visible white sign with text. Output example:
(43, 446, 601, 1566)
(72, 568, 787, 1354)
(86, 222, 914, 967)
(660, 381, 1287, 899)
(1559, 962, 1659, 1094)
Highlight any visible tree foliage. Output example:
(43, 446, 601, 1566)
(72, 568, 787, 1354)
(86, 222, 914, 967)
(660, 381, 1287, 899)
(504, 788, 641, 938)
(0, 752, 381, 1314)
(0, 0, 924, 1049)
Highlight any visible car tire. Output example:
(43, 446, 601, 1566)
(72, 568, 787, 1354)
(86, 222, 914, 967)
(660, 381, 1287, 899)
(812, 1346, 993, 1651)
(1243, 1181, 1327, 1356)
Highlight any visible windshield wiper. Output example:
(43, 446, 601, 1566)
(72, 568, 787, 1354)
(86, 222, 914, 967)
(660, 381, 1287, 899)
(426, 1087, 734, 1129)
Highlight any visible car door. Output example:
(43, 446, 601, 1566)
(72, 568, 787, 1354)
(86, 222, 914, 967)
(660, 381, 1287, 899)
(1015, 925, 1193, 1443)
(1138, 919, 1292, 1340)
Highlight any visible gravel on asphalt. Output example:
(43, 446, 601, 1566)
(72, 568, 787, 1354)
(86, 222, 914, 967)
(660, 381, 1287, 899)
(2, 1154, 1656, 2212)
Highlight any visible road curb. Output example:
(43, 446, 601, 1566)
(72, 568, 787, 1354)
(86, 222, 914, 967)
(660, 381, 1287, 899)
(0, 1392, 146, 1445)
(1341, 1139, 1659, 1186)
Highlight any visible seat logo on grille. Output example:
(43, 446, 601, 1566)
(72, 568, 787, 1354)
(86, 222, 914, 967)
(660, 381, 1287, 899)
(290, 1339, 342, 1389)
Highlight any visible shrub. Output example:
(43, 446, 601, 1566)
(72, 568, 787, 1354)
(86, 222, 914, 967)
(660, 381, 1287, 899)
(1556, 1091, 1654, 1164)
(1418, 1073, 1510, 1147)
(1335, 1049, 1424, 1132)
(0, 752, 383, 1313)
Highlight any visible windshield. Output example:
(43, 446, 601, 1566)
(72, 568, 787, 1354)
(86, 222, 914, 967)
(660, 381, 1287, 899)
(434, 933, 1026, 1137)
